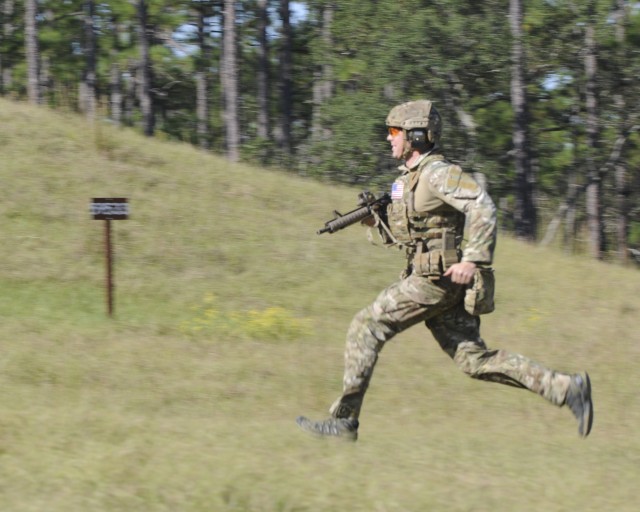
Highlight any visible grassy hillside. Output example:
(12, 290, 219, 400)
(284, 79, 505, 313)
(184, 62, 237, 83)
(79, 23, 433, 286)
(1, 99, 639, 512)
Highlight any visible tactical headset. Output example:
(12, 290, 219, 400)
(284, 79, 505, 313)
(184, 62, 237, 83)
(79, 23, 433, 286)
(407, 128, 429, 150)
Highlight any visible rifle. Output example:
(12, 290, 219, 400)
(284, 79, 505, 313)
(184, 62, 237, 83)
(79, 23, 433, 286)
(317, 192, 391, 235)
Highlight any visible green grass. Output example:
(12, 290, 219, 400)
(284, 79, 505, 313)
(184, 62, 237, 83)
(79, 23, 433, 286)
(1, 98, 639, 511)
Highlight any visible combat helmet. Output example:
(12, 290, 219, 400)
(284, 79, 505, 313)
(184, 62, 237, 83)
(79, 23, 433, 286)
(386, 100, 442, 156)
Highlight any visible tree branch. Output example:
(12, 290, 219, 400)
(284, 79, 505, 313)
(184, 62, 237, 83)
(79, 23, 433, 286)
(599, 124, 640, 178)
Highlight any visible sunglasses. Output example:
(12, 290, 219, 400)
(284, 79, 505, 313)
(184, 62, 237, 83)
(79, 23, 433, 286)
(388, 127, 402, 137)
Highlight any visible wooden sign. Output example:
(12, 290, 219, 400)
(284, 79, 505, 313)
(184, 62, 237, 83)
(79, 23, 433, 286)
(91, 198, 129, 220)
(90, 198, 129, 317)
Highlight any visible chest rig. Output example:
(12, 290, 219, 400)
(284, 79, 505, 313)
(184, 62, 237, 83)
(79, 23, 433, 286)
(386, 155, 465, 276)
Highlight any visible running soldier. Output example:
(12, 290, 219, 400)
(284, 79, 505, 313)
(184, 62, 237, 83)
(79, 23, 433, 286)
(297, 100, 593, 441)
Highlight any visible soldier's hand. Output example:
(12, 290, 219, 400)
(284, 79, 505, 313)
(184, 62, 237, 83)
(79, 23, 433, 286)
(357, 191, 376, 206)
(444, 261, 476, 285)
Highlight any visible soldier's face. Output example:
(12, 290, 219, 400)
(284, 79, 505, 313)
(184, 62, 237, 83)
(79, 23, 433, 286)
(387, 128, 405, 160)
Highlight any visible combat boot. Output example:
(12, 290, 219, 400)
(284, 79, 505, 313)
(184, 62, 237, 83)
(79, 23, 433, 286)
(295, 416, 359, 441)
(564, 373, 594, 437)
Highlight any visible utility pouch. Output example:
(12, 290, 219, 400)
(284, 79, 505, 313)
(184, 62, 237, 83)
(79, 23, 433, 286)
(412, 246, 440, 277)
(441, 231, 459, 271)
(412, 230, 460, 277)
(464, 267, 495, 316)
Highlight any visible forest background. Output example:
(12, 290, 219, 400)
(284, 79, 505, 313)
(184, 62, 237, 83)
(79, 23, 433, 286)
(2, 0, 640, 263)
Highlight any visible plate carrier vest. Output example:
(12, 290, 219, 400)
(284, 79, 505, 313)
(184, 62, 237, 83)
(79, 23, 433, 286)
(386, 155, 465, 276)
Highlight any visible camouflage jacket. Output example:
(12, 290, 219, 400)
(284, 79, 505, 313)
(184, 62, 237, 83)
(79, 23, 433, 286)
(385, 152, 497, 265)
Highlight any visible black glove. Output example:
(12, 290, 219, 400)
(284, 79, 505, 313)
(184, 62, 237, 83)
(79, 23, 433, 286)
(357, 190, 376, 206)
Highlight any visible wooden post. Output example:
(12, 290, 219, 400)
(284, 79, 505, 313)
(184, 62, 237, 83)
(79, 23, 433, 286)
(91, 198, 128, 318)
(105, 218, 114, 317)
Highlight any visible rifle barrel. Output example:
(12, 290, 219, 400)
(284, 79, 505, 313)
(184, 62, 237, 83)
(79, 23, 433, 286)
(316, 193, 391, 235)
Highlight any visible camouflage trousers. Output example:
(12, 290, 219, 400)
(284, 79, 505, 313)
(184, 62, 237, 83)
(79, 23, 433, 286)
(329, 274, 572, 421)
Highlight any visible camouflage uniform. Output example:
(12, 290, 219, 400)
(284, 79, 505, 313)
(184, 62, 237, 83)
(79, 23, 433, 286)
(329, 152, 572, 422)
(298, 100, 592, 439)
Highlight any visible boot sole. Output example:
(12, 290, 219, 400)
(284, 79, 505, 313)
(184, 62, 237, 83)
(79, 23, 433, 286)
(295, 416, 358, 441)
(581, 373, 594, 437)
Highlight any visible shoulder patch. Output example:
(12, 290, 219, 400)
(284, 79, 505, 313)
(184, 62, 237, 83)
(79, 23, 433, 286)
(444, 165, 482, 198)
(445, 166, 463, 192)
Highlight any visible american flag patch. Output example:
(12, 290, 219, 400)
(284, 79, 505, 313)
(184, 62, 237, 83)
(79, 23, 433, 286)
(391, 181, 404, 200)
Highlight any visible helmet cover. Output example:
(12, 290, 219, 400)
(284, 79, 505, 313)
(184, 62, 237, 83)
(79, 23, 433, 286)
(385, 100, 442, 145)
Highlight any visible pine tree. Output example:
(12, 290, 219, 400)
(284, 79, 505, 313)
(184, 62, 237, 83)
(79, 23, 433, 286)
(509, 0, 537, 241)
(222, 0, 239, 161)
(136, 0, 154, 136)
(24, 0, 40, 104)
(277, 0, 292, 157)
(256, 0, 269, 142)
(80, 0, 97, 121)
(1, 0, 16, 93)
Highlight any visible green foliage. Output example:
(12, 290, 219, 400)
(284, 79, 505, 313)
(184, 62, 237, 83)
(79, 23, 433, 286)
(302, 0, 515, 183)
(629, 221, 640, 246)
(3, 0, 640, 254)
(474, 101, 513, 191)
(240, 135, 277, 166)
(304, 91, 392, 185)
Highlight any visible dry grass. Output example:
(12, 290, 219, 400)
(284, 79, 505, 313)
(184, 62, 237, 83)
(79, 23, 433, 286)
(1, 99, 639, 511)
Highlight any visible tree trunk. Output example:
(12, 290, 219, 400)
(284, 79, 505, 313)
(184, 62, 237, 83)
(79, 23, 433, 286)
(277, 0, 293, 156)
(615, 162, 629, 262)
(542, 120, 582, 250)
(195, 72, 209, 149)
(564, 114, 580, 253)
(613, 0, 629, 263)
(311, 2, 333, 143)
(24, 0, 40, 104)
(136, 0, 154, 136)
(110, 62, 122, 125)
(195, 3, 212, 150)
(82, 0, 97, 121)
(256, 0, 270, 141)
(39, 55, 50, 100)
(509, 0, 536, 240)
(123, 64, 136, 127)
(1, 0, 15, 93)
(222, 0, 239, 162)
(584, 4, 603, 259)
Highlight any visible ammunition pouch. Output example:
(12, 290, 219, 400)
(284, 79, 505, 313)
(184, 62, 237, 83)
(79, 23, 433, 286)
(411, 230, 460, 277)
(464, 267, 496, 316)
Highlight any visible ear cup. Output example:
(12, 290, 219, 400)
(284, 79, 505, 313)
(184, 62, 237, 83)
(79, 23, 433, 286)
(409, 129, 427, 148)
